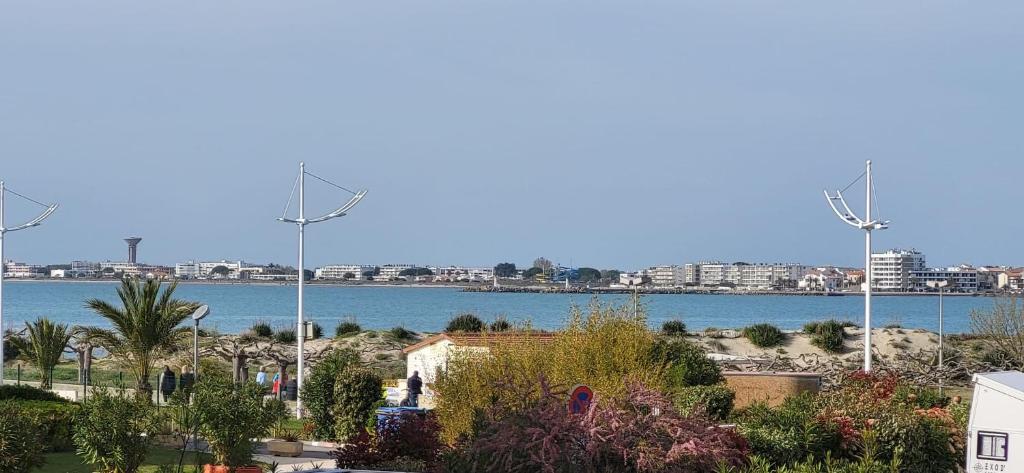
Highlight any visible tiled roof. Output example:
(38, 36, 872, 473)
(402, 332, 557, 354)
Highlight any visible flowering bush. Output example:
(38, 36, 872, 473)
(443, 376, 749, 473)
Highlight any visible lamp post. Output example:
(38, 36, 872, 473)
(277, 162, 366, 417)
(0, 181, 58, 385)
(824, 160, 890, 372)
(926, 280, 949, 395)
(191, 305, 209, 379)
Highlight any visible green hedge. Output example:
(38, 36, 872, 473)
(0, 403, 46, 473)
(674, 385, 735, 420)
(0, 384, 66, 402)
(1, 399, 78, 452)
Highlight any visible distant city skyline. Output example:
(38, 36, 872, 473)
(2, 2, 1023, 269)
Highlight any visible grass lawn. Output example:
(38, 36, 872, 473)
(41, 447, 213, 473)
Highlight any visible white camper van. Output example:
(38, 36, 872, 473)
(967, 371, 1024, 472)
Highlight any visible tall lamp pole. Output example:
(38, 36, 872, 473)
(0, 181, 58, 385)
(278, 162, 366, 417)
(191, 305, 210, 379)
(927, 280, 949, 395)
(824, 160, 889, 372)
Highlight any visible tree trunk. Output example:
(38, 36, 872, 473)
(232, 354, 248, 383)
(83, 346, 93, 385)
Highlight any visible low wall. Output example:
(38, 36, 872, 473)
(723, 371, 821, 408)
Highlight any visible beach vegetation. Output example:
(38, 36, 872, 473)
(333, 367, 384, 442)
(661, 319, 687, 336)
(387, 326, 415, 341)
(445, 313, 484, 333)
(655, 338, 724, 389)
(85, 278, 199, 399)
(488, 316, 511, 332)
(0, 402, 46, 473)
(335, 320, 362, 337)
(311, 322, 324, 339)
(742, 323, 785, 348)
(73, 389, 155, 473)
(274, 328, 297, 344)
(249, 320, 273, 338)
(12, 317, 73, 389)
(970, 297, 1024, 367)
(805, 319, 847, 353)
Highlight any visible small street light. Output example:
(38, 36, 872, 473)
(927, 280, 950, 395)
(191, 305, 210, 380)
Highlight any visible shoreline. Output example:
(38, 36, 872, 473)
(3, 278, 1004, 297)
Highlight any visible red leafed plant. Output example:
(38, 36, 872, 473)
(333, 412, 444, 470)
(450, 375, 749, 473)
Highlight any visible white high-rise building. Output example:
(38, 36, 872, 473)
(871, 249, 925, 291)
(315, 264, 374, 280)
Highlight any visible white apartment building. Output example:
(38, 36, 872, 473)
(911, 265, 979, 292)
(685, 261, 807, 289)
(176, 260, 248, 279)
(99, 261, 143, 276)
(431, 266, 495, 282)
(315, 265, 374, 280)
(644, 265, 685, 287)
(378, 264, 415, 280)
(799, 267, 845, 291)
(2, 261, 46, 278)
(870, 249, 925, 291)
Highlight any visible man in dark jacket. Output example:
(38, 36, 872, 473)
(179, 365, 195, 396)
(159, 365, 176, 403)
(407, 371, 423, 407)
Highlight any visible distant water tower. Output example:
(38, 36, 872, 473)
(124, 237, 142, 263)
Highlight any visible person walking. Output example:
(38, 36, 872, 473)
(255, 366, 268, 389)
(179, 365, 195, 396)
(160, 365, 176, 403)
(407, 370, 423, 407)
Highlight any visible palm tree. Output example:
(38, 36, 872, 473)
(13, 317, 72, 389)
(86, 277, 198, 399)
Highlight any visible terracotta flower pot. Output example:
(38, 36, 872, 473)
(202, 466, 230, 473)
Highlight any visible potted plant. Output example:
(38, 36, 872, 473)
(193, 378, 277, 473)
(266, 429, 304, 457)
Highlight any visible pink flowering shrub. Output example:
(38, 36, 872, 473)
(440, 376, 749, 473)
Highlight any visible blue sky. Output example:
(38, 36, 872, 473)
(1, 2, 1022, 270)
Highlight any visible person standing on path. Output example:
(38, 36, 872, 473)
(255, 366, 268, 389)
(179, 365, 195, 396)
(407, 371, 423, 407)
(160, 365, 176, 403)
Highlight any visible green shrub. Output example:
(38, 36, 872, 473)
(311, 322, 324, 339)
(274, 328, 298, 344)
(73, 390, 154, 473)
(10, 399, 77, 452)
(654, 339, 724, 389)
(661, 319, 687, 336)
(446, 313, 484, 333)
(673, 384, 735, 420)
(742, 324, 785, 348)
(0, 402, 46, 473)
(807, 319, 846, 353)
(736, 393, 843, 468)
(304, 348, 361, 440)
(336, 321, 362, 337)
(249, 320, 273, 338)
(194, 380, 278, 466)
(0, 384, 65, 402)
(333, 368, 384, 442)
(489, 317, 511, 332)
(388, 326, 414, 341)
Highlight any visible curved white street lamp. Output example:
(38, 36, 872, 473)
(824, 160, 889, 373)
(0, 180, 59, 385)
(277, 162, 366, 416)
